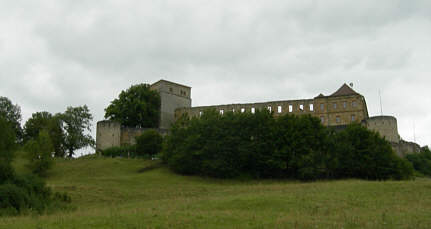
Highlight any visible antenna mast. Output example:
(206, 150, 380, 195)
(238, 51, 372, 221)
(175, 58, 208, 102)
(379, 90, 383, 116)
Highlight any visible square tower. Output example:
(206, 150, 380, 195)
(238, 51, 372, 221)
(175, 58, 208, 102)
(150, 80, 192, 130)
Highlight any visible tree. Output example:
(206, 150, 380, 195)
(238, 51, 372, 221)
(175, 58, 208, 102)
(104, 84, 161, 128)
(0, 97, 23, 142)
(24, 130, 54, 177)
(135, 130, 163, 157)
(23, 112, 65, 157)
(60, 105, 95, 157)
(0, 117, 16, 183)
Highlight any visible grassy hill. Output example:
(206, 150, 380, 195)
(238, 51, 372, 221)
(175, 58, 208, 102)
(1, 155, 431, 228)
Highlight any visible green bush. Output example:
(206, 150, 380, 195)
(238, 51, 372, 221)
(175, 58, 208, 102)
(0, 174, 71, 216)
(101, 145, 137, 158)
(135, 130, 163, 157)
(24, 130, 55, 177)
(163, 109, 413, 181)
(406, 147, 431, 177)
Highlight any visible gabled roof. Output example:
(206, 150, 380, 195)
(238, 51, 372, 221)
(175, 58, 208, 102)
(151, 79, 191, 89)
(330, 83, 359, 97)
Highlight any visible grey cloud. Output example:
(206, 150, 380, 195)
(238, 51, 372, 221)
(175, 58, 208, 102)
(0, 0, 430, 148)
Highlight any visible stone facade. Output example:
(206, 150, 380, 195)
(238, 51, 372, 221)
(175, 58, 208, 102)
(366, 116, 400, 143)
(176, 83, 369, 129)
(150, 80, 191, 131)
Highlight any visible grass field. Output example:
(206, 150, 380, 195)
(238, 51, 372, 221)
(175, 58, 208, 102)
(1, 155, 431, 228)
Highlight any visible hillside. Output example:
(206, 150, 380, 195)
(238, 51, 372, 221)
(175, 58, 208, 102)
(1, 156, 431, 228)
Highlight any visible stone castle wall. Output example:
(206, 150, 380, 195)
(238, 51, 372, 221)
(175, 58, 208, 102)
(176, 94, 369, 128)
(366, 116, 400, 143)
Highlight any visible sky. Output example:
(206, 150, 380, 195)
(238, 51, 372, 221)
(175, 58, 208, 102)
(0, 0, 430, 152)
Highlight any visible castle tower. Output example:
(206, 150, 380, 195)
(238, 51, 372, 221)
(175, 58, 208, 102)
(366, 116, 400, 143)
(96, 120, 121, 151)
(150, 80, 192, 130)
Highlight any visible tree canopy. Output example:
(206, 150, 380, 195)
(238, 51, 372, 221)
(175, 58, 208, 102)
(60, 105, 95, 157)
(24, 112, 65, 157)
(104, 84, 161, 128)
(0, 97, 23, 142)
(163, 109, 414, 181)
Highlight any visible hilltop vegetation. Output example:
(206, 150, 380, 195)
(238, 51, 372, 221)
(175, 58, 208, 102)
(164, 109, 413, 181)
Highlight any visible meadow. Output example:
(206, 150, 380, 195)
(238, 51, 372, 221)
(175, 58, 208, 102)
(1, 155, 430, 229)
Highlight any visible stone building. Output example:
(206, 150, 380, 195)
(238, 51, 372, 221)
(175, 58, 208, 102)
(96, 80, 420, 156)
(175, 83, 369, 130)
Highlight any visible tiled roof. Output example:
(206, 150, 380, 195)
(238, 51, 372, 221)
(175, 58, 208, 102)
(330, 83, 359, 97)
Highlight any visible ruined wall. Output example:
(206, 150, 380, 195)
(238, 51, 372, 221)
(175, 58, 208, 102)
(366, 116, 400, 144)
(96, 120, 168, 151)
(392, 140, 421, 157)
(175, 94, 369, 129)
(96, 120, 121, 151)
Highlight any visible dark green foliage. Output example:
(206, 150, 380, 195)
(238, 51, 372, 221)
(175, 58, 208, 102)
(135, 130, 163, 157)
(0, 118, 71, 216)
(60, 105, 95, 157)
(0, 175, 71, 216)
(101, 145, 138, 158)
(332, 124, 413, 180)
(0, 118, 16, 184)
(406, 146, 431, 177)
(24, 130, 55, 177)
(0, 117, 16, 163)
(163, 110, 413, 181)
(24, 112, 65, 157)
(0, 97, 23, 142)
(105, 84, 161, 128)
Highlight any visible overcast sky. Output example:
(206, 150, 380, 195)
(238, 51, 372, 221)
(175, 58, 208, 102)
(1, 0, 430, 151)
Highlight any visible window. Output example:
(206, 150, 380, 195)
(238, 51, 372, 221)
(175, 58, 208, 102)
(220, 109, 224, 115)
(267, 106, 272, 112)
(278, 106, 282, 113)
(320, 103, 324, 111)
(169, 87, 173, 92)
(299, 104, 304, 111)
(199, 111, 203, 116)
(232, 109, 235, 113)
(251, 107, 255, 114)
(336, 116, 340, 123)
(289, 105, 293, 112)
(310, 104, 314, 112)
(241, 108, 245, 113)
(333, 103, 337, 109)
(320, 116, 324, 124)
(343, 101, 347, 109)
(351, 114, 356, 121)
(352, 101, 357, 107)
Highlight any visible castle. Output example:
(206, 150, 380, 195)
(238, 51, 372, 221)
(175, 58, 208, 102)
(96, 80, 420, 156)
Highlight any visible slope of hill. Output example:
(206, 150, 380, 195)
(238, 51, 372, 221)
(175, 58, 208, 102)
(1, 156, 431, 228)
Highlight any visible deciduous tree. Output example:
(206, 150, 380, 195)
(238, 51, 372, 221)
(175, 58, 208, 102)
(0, 97, 23, 142)
(24, 112, 65, 157)
(60, 105, 94, 157)
(104, 84, 161, 128)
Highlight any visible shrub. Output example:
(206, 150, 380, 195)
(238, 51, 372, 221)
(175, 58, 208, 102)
(24, 130, 55, 177)
(331, 124, 414, 180)
(101, 145, 137, 158)
(135, 130, 163, 157)
(406, 146, 431, 177)
(163, 110, 414, 181)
